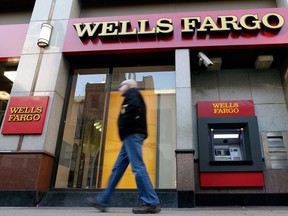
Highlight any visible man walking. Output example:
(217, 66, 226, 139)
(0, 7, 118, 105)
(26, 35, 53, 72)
(87, 79, 161, 214)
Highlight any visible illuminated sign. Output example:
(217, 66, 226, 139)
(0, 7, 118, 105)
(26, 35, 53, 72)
(73, 18, 174, 41)
(73, 13, 284, 41)
(197, 100, 255, 117)
(212, 102, 240, 114)
(63, 8, 288, 54)
(181, 13, 283, 35)
(1, 96, 49, 134)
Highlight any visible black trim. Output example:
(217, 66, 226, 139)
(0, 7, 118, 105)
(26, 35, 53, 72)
(2, 190, 288, 207)
(175, 149, 195, 154)
(197, 116, 263, 172)
(178, 191, 195, 208)
(196, 193, 288, 206)
(37, 190, 177, 207)
(209, 160, 253, 165)
(0, 191, 46, 207)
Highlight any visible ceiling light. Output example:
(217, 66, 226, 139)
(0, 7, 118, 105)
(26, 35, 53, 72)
(4, 71, 17, 82)
(7, 58, 20, 63)
(214, 134, 239, 139)
(0, 91, 10, 100)
(207, 57, 222, 71)
(255, 55, 274, 69)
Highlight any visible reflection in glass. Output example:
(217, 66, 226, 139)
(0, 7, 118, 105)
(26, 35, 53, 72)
(55, 71, 108, 188)
(55, 66, 176, 189)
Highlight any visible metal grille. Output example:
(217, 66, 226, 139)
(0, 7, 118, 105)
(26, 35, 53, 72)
(262, 132, 288, 169)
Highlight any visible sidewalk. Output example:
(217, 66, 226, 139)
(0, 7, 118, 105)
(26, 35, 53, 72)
(1, 206, 288, 216)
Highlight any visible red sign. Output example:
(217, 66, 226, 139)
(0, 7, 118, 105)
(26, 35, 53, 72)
(63, 8, 288, 54)
(0, 24, 28, 61)
(197, 100, 255, 117)
(1, 96, 49, 134)
(200, 172, 264, 187)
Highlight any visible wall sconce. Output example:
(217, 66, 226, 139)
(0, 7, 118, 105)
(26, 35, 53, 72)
(37, 23, 53, 48)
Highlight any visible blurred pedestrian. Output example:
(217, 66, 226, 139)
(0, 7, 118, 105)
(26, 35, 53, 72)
(87, 79, 161, 214)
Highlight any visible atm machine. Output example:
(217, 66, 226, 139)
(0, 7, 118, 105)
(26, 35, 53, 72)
(212, 128, 243, 161)
(197, 100, 264, 187)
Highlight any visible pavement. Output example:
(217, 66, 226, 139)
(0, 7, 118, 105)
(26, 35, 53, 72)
(1, 206, 288, 216)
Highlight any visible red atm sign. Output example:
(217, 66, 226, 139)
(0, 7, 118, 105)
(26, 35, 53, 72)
(197, 100, 255, 118)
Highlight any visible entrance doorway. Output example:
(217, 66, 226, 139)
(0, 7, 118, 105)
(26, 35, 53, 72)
(55, 66, 176, 189)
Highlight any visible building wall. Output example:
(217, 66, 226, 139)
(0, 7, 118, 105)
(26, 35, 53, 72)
(0, 12, 32, 24)
(0, 0, 81, 194)
(80, 0, 276, 18)
(1, 0, 288, 207)
(191, 68, 288, 195)
(192, 68, 288, 157)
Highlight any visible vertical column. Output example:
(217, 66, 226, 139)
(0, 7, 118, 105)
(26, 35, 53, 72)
(280, 0, 288, 115)
(20, 0, 80, 153)
(281, 58, 288, 116)
(175, 49, 195, 207)
(0, 0, 80, 196)
(285, 69, 288, 110)
(276, 0, 288, 7)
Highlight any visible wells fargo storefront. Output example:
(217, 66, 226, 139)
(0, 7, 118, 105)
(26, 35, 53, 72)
(1, 7, 288, 207)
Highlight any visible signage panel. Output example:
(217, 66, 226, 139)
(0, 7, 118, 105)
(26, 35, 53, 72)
(1, 96, 49, 135)
(0, 24, 28, 61)
(200, 172, 265, 187)
(197, 100, 255, 117)
(63, 8, 288, 54)
(197, 99, 263, 187)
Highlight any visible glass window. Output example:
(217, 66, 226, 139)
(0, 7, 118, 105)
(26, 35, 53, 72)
(0, 65, 17, 128)
(55, 66, 176, 189)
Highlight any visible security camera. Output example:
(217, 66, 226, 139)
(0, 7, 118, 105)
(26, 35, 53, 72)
(198, 52, 213, 67)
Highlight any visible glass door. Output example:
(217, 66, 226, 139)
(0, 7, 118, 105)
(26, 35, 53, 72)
(55, 69, 109, 188)
(55, 66, 176, 189)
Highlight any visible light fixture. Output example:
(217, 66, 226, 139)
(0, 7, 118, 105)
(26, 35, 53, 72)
(214, 134, 239, 139)
(94, 121, 102, 131)
(37, 23, 53, 48)
(255, 55, 274, 69)
(7, 57, 20, 63)
(207, 57, 222, 71)
(4, 71, 17, 82)
(0, 91, 10, 101)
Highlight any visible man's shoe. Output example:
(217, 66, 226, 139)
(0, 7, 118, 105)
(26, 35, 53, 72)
(86, 197, 106, 212)
(132, 204, 161, 214)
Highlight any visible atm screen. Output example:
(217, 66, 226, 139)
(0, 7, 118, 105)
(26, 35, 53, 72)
(213, 145, 243, 161)
(211, 128, 244, 161)
(215, 149, 230, 156)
